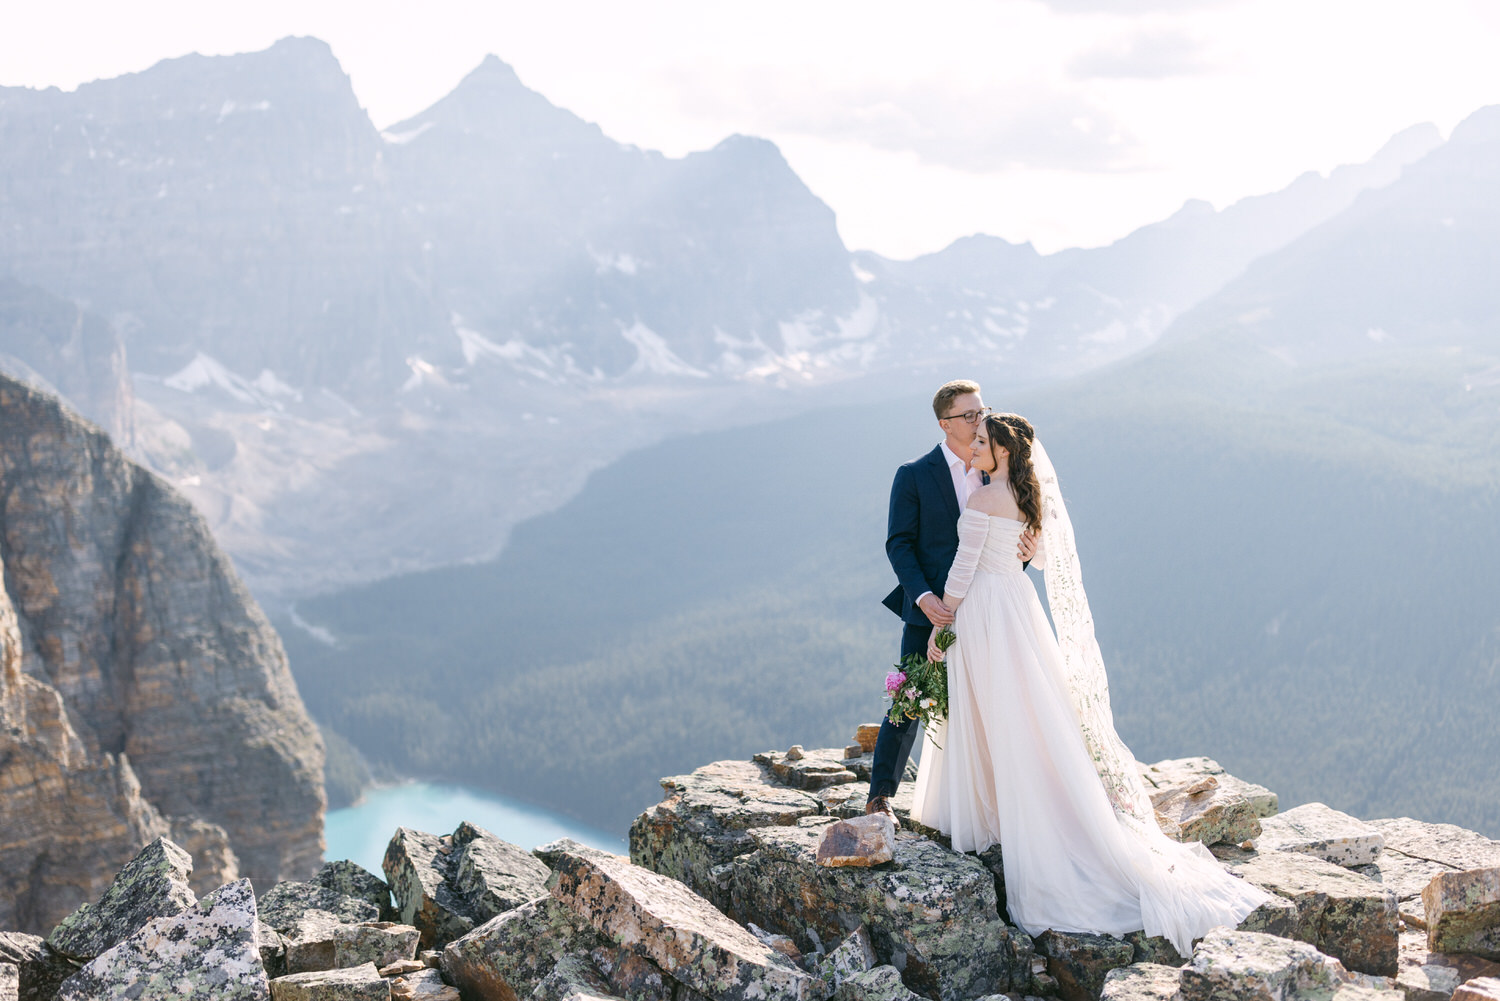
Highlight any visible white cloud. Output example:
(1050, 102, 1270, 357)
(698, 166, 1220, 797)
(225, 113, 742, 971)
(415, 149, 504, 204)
(1067, 29, 1211, 80)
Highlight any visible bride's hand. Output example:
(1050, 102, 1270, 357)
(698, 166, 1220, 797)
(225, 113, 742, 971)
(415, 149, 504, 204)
(927, 632, 946, 662)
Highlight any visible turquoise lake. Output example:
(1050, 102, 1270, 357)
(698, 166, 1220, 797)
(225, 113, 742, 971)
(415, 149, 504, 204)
(324, 782, 627, 875)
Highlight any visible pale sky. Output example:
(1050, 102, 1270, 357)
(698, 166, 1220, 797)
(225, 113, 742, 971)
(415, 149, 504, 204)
(6, 0, 1500, 257)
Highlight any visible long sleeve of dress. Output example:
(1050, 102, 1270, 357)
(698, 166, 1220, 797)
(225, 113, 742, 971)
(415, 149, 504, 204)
(944, 508, 991, 600)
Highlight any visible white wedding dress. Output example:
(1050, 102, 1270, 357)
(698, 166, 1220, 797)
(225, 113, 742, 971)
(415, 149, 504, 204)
(910, 457, 1269, 954)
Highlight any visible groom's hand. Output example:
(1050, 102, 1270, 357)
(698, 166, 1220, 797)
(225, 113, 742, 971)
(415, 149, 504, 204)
(1018, 529, 1038, 563)
(918, 593, 955, 626)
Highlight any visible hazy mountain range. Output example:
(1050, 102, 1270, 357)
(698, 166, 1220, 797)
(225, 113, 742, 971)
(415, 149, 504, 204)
(0, 36, 1443, 598)
(283, 100, 1500, 836)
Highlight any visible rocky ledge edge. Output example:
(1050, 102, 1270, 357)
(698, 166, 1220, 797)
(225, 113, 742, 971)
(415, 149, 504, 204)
(3, 737, 1500, 1001)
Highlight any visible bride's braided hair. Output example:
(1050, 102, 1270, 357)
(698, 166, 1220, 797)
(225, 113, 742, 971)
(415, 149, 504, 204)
(984, 412, 1043, 534)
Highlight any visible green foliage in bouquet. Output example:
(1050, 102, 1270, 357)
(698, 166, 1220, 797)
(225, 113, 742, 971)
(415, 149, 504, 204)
(885, 626, 955, 742)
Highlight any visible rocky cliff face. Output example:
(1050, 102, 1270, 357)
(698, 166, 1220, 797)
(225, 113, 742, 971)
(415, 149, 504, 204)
(0, 371, 324, 934)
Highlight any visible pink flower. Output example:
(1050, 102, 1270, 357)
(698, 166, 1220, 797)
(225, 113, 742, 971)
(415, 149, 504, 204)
(904, 686, 918, 700)
(885, 671, 907, 695)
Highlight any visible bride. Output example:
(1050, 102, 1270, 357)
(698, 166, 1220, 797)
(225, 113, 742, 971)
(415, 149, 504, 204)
(909, 412, 1269, 955)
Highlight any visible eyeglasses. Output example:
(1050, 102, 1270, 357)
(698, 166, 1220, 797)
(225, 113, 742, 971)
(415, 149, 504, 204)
(941, 408, 991, 425)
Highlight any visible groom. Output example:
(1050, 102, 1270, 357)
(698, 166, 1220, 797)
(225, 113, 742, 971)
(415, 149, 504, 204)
(867, 379, 1037, 825)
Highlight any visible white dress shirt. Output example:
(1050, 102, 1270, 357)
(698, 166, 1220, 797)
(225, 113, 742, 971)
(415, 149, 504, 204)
(916, 442, 986, 607)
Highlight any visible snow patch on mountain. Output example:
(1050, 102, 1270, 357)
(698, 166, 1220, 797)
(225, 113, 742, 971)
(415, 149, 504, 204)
(622, 322, 708, 378)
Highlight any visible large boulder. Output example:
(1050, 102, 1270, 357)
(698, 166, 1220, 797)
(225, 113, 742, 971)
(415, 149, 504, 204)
(259, 880, 382, 933)
(531, 954, 624, 1001)
(268, 963, 389, 1001)
(1423, 869, 1500, 961)
(817, 927, 878, 993)
(549, 848, 826, 1001)
(333, 923, 420, 971)
(0, 932, 81, 1001)
(1099, 964, 1182, 1001)
(1178, 928, 1400, 1001)
(442, 896, 602, 1001)
(312, 862, 394, 922)
(726, 821, 1032, 1001)
(1218, 848, 1400, 975)
(45, 837, 197, 962)
(1396, 929, 1500, 1001)
(54, 878, 269, 1001)
(1035, 931, 1135, 1001)
(1258, 805, 1386, 868)
(385, 822, 551, 950)
(1138, 758, 1269, 846)
(629, 760, 822, 912)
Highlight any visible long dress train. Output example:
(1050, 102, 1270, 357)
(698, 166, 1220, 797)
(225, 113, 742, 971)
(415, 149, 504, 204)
(910, 507, 1269, 955)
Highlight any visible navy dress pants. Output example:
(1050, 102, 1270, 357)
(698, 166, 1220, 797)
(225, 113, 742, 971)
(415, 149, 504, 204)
(867, 622, 933, 800)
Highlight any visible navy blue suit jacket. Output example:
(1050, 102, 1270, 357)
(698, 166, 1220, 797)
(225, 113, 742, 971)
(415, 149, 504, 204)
(883, 444, 970, 626)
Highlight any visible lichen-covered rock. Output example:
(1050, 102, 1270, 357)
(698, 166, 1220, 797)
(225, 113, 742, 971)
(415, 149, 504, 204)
(818, 927, 878, 992)
(536, 840, 606, 869)
(45, 837, 197, 962)
(831, 965, 925, 1001)
(1143, 768, 1262, 847)
(1036, 930, 1136, 1001)
(550, 847, 825, 1001)
(816, 817, 896, 868)
(1178, 928, 1354, 1001)
(1423, 869, 1500, 961)
(313, 862, 394, 922)
(727, 824, 1030, 1001)
(1237, 892, 1302, 939)
(389, 968, 458, 1000)
(55, 878, 268, 1001)
(1, 964, 18, 1001)
(1396, 929, 1500, 1001)
(260, 880, 381, 934)
(0, 932, 77, 1001)
(333, 923, 420, 971)
(1099, 963, 1182, 1001)
(268, 963, 388, 1001)
(1123, 932, 1186, 968)
(531, 954, 623, 1001)
(385, 823, 551, 950)
(1221, 849, 1399, 975)
(1258, 805, 1386, 868)
(629, 760, 821, 912)
(588, 943, 682, 1001)
(1454, 979, 1500, 1001)
(442, 896, 602, 1001)
(260, 920, 290, 979)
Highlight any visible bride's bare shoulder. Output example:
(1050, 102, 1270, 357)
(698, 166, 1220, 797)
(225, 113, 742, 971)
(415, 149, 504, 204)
(964, 483, 1021, 518)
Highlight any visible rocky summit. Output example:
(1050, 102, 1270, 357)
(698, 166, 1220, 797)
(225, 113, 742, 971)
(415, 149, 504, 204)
(5, 740, 1500, 1001)
(0, 372, 325, 935)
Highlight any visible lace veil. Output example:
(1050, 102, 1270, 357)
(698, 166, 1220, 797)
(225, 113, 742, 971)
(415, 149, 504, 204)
(1031, 439, 1157, 828)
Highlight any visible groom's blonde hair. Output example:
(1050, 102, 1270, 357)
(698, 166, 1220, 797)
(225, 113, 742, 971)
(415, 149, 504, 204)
(932, 380, 981, 420)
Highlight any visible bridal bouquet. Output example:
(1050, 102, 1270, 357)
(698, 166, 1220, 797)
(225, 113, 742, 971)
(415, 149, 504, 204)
(885, 626, 955, 739)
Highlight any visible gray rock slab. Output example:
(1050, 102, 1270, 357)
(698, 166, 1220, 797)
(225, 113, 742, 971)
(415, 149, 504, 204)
(441, 896, 602, 1001)
(284, 911, 352, 975)
(531, 954, 624, 1001)
(1036, 930, 1136, 1001)
(832, 966, 925, 1001)
(550, 848, 825, 1001)
(1223, 849, 1400, 975)
(269, 963, 389, 1001)
(55, 878, 269, 1001)
(0, 932, 78, 1001)
(628, 759, 822, 912)
(260, 881, 381, 934)
(1259, 804, 1386, 867)
(818, 927, 878, 992)
(1454, 979, 1500, 1001)
(1178, 928, 1350, 1001)
(1140, 757, 1278, 818)
(1369, 822, 1500, 874)
(46, 837, 197, 962)
(313, 862, 394, 922)
(333, 922, 420, 970)
(728, 824, 1031, 1001)
(1099, 963, 1182, 1001)
(755, 747, 861, 792)
(385, 822, 551, 951)
(1, 963, 17, 1001)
